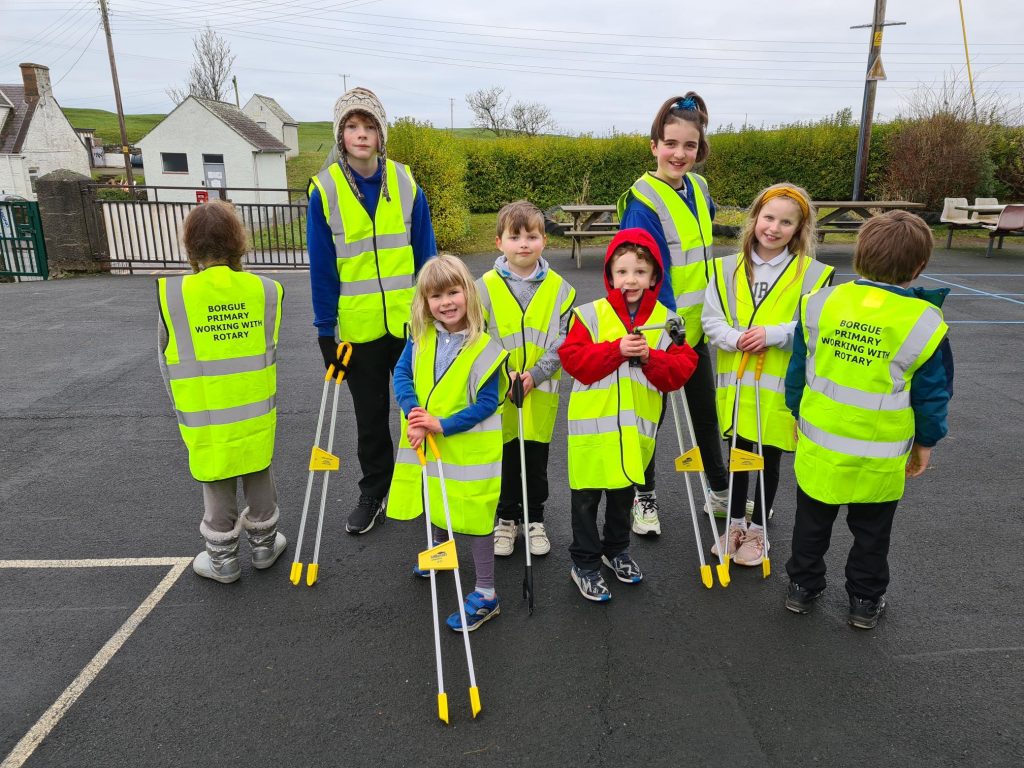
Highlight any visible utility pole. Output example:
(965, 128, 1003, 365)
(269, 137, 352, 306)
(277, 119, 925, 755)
(98, 0, 134, 187)
(449, 97, 454, 131)
(232, 75, 240, 107)
(851, 0, 905, 200)
(340, 73, 350, 92)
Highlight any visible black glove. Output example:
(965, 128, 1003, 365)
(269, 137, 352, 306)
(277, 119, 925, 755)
(318, 336, 345, 371)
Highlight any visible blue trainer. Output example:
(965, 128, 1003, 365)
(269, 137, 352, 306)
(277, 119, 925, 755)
(412, 564, 431, 579)
(601, 552, 643, 584)
(445, 591, 501, 632)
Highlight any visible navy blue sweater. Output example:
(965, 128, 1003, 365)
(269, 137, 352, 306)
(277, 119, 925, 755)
(307, 160, 437, 337)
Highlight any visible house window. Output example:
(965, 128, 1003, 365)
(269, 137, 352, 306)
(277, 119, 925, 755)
(202, 154, 224, 164)
(161, 153, 188, 173)
(257, 121, 267, 129)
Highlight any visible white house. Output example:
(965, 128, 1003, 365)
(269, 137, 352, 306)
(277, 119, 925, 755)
(137, 96, 289, 204)
(0, 63, 90, 199)
(242, 94, 299, 158)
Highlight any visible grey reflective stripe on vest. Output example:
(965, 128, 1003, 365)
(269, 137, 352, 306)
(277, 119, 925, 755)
(718, 253, 740, 326)
(716, 369, 785, 395)
(800, 417, 913, 459)
(177, 396, 276, 428)
(395, 447, 502, 482)
(676, 287, 705, 309)
(573, 303, 599, 336)
(498, 326, 549, 349)
(800, 260, 831, 295)
(889, 307, 944, 393)
(467, 343, 506, 400)
(339, 274, 415, 296)
(802, 285, 836, 362)
(164, 277, 277, 381)
(634, 177, 682, 258)
(568, 410, 657, 439)
(805, 373, 909, 410)
(315, 161, 414, 260)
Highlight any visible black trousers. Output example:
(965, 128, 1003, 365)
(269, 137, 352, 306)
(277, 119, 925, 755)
(497, 439, 549, 523)
(569, 487, 634, 571)
(728, 437, 782, 525)
(637, 340, 729, 494)
(785, 485, 899, 602)
(345, 334, 406, 500)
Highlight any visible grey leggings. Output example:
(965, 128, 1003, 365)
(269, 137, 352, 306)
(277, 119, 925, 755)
(432, 525, 495, 592)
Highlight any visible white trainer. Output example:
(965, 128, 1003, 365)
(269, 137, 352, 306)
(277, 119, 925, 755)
(527, 522, 551, 556)
(631, 495, 661, 536)
(493, 518, 517, 557)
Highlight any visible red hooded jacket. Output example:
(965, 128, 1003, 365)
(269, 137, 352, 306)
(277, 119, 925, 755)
(558, 228, 697, 390)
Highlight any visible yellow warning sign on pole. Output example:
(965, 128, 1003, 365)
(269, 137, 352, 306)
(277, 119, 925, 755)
(867, 56, 887, 81)
(418, 539, 458, 571)
(674, 447, 705, 473)
(729, 448, 765, 472)
(309, 446, 339, 471)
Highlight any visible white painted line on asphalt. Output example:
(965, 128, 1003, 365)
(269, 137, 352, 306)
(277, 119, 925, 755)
(0, 559, 191, 768)
(0, 557, 193, 569)
(921, 275, 1024, 306)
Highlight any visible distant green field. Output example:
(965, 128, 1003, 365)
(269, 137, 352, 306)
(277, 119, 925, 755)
(62, 108, 165, 145)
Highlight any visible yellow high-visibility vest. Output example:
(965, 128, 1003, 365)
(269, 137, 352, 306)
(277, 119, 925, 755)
(157, 266, 283, 482)
(386, 329, 509, 535)
(795, 282, 947, 503)
(566, 299, 676, 490)
(617, 172, 713, 346)
(477, 269, 575, 443)
(309, 159, 417, 343)
(710, 252, 833, 451)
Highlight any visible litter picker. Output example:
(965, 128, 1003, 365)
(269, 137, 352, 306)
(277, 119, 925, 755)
(509, 374, 535, 614)
(289, 342, 353, 587)
(752, 352, 771, 578)
(415, 445, 450, 724)
(723, 351, 766, 581)
(423, 434, 482, 719)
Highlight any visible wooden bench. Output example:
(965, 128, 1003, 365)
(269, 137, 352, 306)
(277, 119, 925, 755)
(558, 204, 619, 268)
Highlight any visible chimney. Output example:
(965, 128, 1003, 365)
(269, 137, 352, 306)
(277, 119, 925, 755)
(20, 63, 52, 102)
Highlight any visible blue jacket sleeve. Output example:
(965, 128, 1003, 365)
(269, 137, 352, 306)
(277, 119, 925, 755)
(307, 187, 340, 337)
(393, 339, 419, 415)
(785, 316, 808, 419)
(411, 186, 438, 274)
(619, 195, 676, 311)
(439, 369, 500, 436)
(910, 344, 951, 447)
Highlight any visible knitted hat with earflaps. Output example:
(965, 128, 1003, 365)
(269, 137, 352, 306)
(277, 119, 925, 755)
(332, 87, 390, 202)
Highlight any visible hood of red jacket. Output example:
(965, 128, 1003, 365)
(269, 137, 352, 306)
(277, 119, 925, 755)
(603, 227, 665, 319)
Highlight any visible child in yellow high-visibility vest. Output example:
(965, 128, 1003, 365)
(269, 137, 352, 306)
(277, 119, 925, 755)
(702, 184, 834, 567)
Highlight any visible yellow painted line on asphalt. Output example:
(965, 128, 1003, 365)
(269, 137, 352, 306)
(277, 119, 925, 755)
(0, 558, 192, 768)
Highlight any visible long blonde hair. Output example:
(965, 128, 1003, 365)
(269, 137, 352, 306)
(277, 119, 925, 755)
(410, 254, 484, 345)
(735, 183, 818, 298)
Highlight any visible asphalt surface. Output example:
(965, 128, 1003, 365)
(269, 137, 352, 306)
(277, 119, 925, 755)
(1, 243, 1022, 767)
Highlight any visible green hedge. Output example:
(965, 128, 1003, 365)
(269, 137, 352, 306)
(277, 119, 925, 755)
(388, 117, 470, 250)
(382, 118, 1024, 242)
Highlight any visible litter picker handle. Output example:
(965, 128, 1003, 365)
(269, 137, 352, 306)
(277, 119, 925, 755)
(737, 351, 751, 377)
(754, 351, 765, 380)
(416, 445, 428, 466)
(426, 433, 441, 460)
(332, 342, 353, 384)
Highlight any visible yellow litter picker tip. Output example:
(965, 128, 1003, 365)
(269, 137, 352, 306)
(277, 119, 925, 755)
(438, 693, 449, 725)
(469, 686, 482, 718)
(289, 561, 303, 586)
(701, 564, 714, 589)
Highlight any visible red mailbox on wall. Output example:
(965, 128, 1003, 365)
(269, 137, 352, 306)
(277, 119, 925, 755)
(195, 190, 209, 204)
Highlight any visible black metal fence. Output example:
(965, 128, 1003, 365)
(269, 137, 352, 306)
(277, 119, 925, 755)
(82, 184, 310, 273)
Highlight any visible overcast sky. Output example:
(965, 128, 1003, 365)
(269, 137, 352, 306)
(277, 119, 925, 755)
(3, 0, 1022, 135)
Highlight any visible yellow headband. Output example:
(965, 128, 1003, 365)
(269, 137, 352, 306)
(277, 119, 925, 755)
(761, 187, 810, 219)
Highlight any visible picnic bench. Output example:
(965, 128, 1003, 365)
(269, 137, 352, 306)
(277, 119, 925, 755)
(558, 204, 618, 268)
(813, 201, 926, 242)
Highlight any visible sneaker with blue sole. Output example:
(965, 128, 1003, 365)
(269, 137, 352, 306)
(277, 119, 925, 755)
(601, 552, 644, 583)
(571, 565, 611, 602)
(445, 591, 500, 632)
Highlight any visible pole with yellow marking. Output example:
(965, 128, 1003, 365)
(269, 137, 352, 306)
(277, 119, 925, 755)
(720, 351, 754, 584)
(752, 352, 771, 578)
(426, 434, 482, 718)
(289, 342, 352, 586)
(416, 445, 450, 724)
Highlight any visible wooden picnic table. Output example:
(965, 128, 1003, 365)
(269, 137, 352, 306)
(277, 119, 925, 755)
(558, 204, 618, 268)
(955, 203, 1006, 215)
(813, 200, 925, 242)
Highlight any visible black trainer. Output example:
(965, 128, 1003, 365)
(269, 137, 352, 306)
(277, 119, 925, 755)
(848, 595, 887, 630)
(346, 495, 385, 535)
(784, 581, 824, 614)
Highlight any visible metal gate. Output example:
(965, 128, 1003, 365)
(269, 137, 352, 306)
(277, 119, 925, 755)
(0, 200, 48, 280)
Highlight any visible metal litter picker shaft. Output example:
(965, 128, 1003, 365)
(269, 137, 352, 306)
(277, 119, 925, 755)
(416, 445, 449, 724)
(290, 342, 352, 587)
(426, 434, 482, 719)
(752, 352, 771, 578)
(510, 374, 535, 613)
